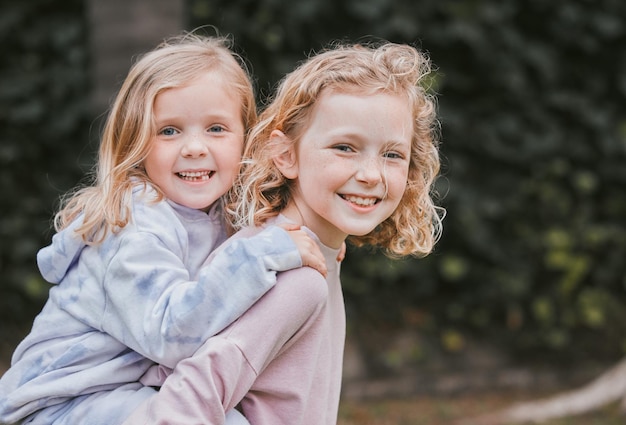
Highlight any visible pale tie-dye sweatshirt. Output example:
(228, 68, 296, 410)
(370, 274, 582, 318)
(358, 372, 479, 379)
(0, 183, 301, 424)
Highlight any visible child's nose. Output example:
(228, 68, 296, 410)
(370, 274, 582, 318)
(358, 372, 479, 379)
(181, 135, 208, 158)
(355, 156, 383, 185)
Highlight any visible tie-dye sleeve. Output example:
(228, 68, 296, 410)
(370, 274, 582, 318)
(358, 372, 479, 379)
(100, 225, 300, 367)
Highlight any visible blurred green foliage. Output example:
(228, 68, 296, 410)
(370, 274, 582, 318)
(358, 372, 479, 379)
(0, 0, 90, 325)
(1, 0, 624, 371)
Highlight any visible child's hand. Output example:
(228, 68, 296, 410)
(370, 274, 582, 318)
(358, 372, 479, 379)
(337, 242, 346, 262)
(278, 223, 328, 277)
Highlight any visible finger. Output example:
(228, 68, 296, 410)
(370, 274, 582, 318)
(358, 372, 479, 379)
(304, 255, 327, 277)
(336, 242, 347, 262)
(316, 262, 328, 278)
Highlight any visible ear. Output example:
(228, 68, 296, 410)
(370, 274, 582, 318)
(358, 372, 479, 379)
(271, 130, 298, 179)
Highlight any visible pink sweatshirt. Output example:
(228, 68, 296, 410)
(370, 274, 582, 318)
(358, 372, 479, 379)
(123, 217, 346, 425)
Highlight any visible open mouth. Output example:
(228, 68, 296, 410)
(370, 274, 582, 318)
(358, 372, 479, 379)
(340, 194, 379, 207)
(176, 171, 215, 182)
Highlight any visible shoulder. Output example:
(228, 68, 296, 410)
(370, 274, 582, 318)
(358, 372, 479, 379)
(101, 185, 188, 255)
(275, 266, 329, 308)
(128, 188, 182, 232)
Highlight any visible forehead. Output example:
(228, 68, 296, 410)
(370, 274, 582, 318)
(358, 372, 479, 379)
(305, 89, 413, 141)
(153, 71, 236, 110)
(156, 69, 225, 94)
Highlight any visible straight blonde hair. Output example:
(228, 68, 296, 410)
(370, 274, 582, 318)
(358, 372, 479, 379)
(55, 33, 256, 244)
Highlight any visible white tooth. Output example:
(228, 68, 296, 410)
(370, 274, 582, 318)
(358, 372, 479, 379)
(179, 171, 209, 177)
(345, 195, 376, 206)
(179, 171, 211, 180)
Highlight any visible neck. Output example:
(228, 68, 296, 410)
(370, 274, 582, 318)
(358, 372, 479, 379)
(281, 202, 346, 249)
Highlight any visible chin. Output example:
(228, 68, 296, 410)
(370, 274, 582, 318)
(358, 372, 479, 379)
(343, 226, 377, 237)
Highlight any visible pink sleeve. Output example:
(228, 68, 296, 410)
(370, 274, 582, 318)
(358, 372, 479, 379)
(122, 268, 329, 425)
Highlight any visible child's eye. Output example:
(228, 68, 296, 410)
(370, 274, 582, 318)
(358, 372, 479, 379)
(333, 144, 354, 152)
(159, 127, 178, 136)
(208, 125, 225, 133)
(383, 151, 404, 160)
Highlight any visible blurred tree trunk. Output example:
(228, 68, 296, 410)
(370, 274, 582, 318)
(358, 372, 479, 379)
(87, 0, 185, 116)
(457, 357, 626, 424)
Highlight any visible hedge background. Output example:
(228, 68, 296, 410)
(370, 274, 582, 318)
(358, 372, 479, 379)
(1, 0, 625, 384)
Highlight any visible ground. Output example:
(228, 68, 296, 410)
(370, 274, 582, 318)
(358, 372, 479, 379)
(337, 391, 623, 425)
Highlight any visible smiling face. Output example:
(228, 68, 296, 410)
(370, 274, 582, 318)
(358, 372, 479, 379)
(276, 90, 413, 248)
(143, 71, 245, 211)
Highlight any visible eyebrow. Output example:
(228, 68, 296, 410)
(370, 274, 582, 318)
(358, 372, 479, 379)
(384, 140, 411, 150)
(154, 111, 239, 123)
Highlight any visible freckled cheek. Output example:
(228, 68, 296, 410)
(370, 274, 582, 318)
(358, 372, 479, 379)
(387, 169, 409, 200)
(216, 144, 244, 169)
(320, 162, 346, 189)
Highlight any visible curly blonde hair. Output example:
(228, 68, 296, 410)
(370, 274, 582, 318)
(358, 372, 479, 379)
(229, 41, 443, 258)
(55, 32, 256, 244)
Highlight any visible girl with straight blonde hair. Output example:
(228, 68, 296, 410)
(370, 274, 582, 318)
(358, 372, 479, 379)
(0, 32, 326, 425)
